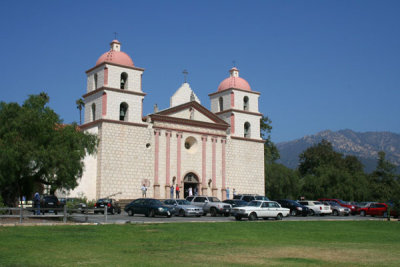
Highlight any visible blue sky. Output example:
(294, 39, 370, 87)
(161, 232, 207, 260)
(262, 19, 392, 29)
(1, 0, 399, 143)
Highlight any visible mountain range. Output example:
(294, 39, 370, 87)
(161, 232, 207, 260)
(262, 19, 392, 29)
(276, 129, 400, 173)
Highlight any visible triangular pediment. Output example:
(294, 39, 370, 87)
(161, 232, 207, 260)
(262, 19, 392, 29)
(150, 101, 229, 130)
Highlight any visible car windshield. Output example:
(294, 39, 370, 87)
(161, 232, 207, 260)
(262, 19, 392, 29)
(337, 199, 348, 205)
(313, 201, 322, 205)
(97, 199, 111, 204)
(209, 197, 221, 202)
(150, 200, 162, 205)
(287, 200, 301, 206)
(328, 202, 340, 206)
(255, 196, 270, 201)
(177, 200, 191, 205)
(248, 201, 262, 207)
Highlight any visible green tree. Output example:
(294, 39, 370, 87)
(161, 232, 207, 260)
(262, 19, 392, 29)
(265, 163, 300, 199)
(76, 98, 85, 125)
(260, 116, 280, 164)
(298, 140, 370, 201)
(0, 93, 98, 206)
(370, 151, 400, 202)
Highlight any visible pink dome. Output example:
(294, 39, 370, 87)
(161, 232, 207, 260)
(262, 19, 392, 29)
(217, 68, 251, 92)
(96, 50, 134, 67)
(95, 40, 134, 67)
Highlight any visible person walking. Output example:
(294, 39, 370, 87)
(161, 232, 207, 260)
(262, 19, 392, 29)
(175, 184, 180, 199)
(141, 184, 147, 197)
(170, 184, 174, 199)
(226, 187, 230, 199)
(33, 192, 41, 215)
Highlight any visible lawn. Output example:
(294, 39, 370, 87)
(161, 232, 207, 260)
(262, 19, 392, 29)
(0, 221, 399, 266)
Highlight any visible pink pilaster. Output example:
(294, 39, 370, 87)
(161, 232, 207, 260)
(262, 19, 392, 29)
(165, 131, 171, 198)
(102, 92, 107, 117)
(230, 113, 235, 134)
(211, 137, 217, 197)
(104, 67, 108, 86)
(176, 133, 182, 186)
(230, 91, 235, 108)
(154, 130, 161, 198)
(221, 139, 227, 200)
(201, 136, 207, 195)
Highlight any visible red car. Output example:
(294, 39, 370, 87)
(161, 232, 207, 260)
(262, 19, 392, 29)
(318, 198, 358, 215)
(359, 203, 388, 217)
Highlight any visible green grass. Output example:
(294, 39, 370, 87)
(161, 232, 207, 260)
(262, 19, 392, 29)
(0, 221, 399, 266)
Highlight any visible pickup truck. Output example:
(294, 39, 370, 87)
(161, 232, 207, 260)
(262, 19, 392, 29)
(186, 196, 231, 216)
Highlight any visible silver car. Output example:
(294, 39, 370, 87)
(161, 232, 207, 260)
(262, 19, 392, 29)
(163, 199, 203, 217)
(324, 201, 350, 216)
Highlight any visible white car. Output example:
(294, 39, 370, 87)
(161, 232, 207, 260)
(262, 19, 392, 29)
(232, 200, 290, 221)
(298, 200, 331, 216)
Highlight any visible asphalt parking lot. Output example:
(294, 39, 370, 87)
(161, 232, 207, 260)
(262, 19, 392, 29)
(71, 212, 387, 224)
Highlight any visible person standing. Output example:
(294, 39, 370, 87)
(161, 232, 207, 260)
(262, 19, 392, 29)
(33, 192, 40, 215)
(170, 185, 174, 199)
(141, 184, 147, 197)
(233, 188, 236, 197)
(194, 187, 198, 196)
(226, 187, 230, 199)
(188, 187, 193, 197)
(175, 184, 180, 199)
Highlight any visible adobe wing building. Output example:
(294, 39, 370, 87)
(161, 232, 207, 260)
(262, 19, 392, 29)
(70, 40, 265, 200)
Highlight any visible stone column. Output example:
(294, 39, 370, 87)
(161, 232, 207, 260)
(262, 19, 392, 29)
(211, 137, 218, 197)
(153, 130, 161, 198)
(201, 136, 208, 195)
(221, 138, 227, 200)
(176, 132, 182, 189)
(164, 131, 172, 199)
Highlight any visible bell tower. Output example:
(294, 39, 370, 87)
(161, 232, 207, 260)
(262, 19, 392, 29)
(82, 40, 146, 124)
(209, 67, 262, 140)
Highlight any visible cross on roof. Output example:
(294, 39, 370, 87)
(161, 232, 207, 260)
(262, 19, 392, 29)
(183, 69, 188, 83)
(114, 32, 118, 40)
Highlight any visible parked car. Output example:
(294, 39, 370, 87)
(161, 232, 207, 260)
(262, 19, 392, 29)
(322, 201, 350, 216)
(355, 202, 377, 214)
(94, 198, 121, 215)
(297, 200, 331, 216)
(317, 198, 358, 215)
(124, 198, 172, 217)
(275, 199, 309, 216)
(359, 203, 388, 217)
(163, 199, 203, 217)
(223, 199, 248, 208)
(37, 195, 63, 215)
(232, 200, 290, 221)
(186, 196, 231, 216)
(60, 197, 87, 213)
(233, 194, 270, 202)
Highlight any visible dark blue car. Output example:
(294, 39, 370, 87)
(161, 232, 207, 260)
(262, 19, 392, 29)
(124, 198, 172, 217)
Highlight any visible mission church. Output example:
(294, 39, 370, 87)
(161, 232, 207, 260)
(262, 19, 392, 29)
(69, 40, 265, 201)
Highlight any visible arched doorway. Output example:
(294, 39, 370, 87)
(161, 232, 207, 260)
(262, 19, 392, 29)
(183, 172, 199, 198)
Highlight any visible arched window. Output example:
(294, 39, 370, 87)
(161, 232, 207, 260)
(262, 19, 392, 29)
(243, 96, 249, 111)
(244, 122, 251, 138)
(91, 103, 96, 121)
(120, 72, 128, 89)
(94, 73, 98, 90)
(219, 97, 223, 112)
(120, 102, 128, 121)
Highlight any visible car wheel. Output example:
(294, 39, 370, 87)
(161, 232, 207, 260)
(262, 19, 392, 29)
(310, 210, 315, 216)
(196, 215, 201, 217)
(149, 209, 156, 217)
(290, 210, 296, 216)
(167, 214, 172, 218)
(249, 212, 257, 221)
(203, 212, 207, 216)
(128, 210, 134, 216)
(235, 215, 242, 221)
(179, 209, 185, 217)
(276, 213, 283, 220)
(224, 212, 230, 217)
(210, 207, 217, 217)
(360, 211, 366, 217)
(111, 209, 115, 215)
(333, 210, 339, 216)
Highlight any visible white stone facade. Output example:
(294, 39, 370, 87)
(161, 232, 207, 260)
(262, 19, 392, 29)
(70, 41, 265, 201)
